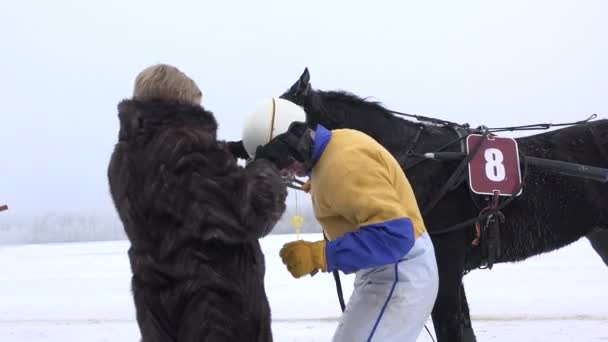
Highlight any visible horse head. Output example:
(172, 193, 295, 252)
(279, 67, 345, 130)
(279, 67, 427, 154)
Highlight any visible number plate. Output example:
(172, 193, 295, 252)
(466, 134, 523, 197)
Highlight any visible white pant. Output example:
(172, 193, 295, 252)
(331, 232, 439, 342)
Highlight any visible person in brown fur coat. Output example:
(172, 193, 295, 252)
(107, 64, 287, 341)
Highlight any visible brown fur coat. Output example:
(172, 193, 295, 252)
(107, 98, 287, 341)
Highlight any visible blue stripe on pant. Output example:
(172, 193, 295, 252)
(367, 260, 401, 341)
(331, 233, 439, 342)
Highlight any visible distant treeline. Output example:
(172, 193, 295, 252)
(0, 203, 322, 245)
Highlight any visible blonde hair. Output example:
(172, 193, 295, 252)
(133, 64, 202, 105)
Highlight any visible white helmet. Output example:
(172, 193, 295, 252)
(241, 97, 307, 158)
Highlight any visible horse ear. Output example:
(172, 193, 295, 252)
(281, 67, 313, 103)
(284, 67, 311, 99)
(299, 67, 310, 86)
(297, 67, 311, 97)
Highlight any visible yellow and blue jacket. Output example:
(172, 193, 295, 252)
(308, 124, 428, 274)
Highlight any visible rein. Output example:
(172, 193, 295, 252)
(388, 109, 597, 133)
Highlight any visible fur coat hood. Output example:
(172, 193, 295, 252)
(116, 98, 218, 144)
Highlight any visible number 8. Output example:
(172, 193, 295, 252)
(484, 148, 506, 181)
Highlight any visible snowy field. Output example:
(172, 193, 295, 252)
(0, 233, 606, 341)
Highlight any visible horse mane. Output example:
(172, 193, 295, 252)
(314, 89, 402, 122)
(301, 88, 444, 160)
(320, 90, 387, 110)
(312, 89, 445, 133)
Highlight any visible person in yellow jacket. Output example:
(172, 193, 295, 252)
(240, 98, 439, 342)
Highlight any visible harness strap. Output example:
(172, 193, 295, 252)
(422, 129, 488, 216)
(476, 191, 505, 269)
(428, 150, 529, 236)
(322, 230, 346, 312)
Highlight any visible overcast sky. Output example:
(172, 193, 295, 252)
(0, 0, 606, 216)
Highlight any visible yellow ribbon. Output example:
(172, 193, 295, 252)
(290, 188, 304, 240)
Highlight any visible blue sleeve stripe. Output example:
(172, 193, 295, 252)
(325, 217, 415, 274)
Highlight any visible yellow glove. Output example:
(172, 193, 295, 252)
(279, 240, 327, 278)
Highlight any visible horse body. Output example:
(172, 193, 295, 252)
(489, 124, 607, 263)
(279, 68, 608, 342)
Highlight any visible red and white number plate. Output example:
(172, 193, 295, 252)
(466, 134, 523, 197)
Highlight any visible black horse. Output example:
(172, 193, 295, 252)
(277, 68, 608, 342)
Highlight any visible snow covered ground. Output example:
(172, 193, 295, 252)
(0, 233, 606, 341)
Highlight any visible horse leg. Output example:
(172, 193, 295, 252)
(586, 229, 608, 266)
(459, 283, 477, 342)
(430, 230, 474, 342)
